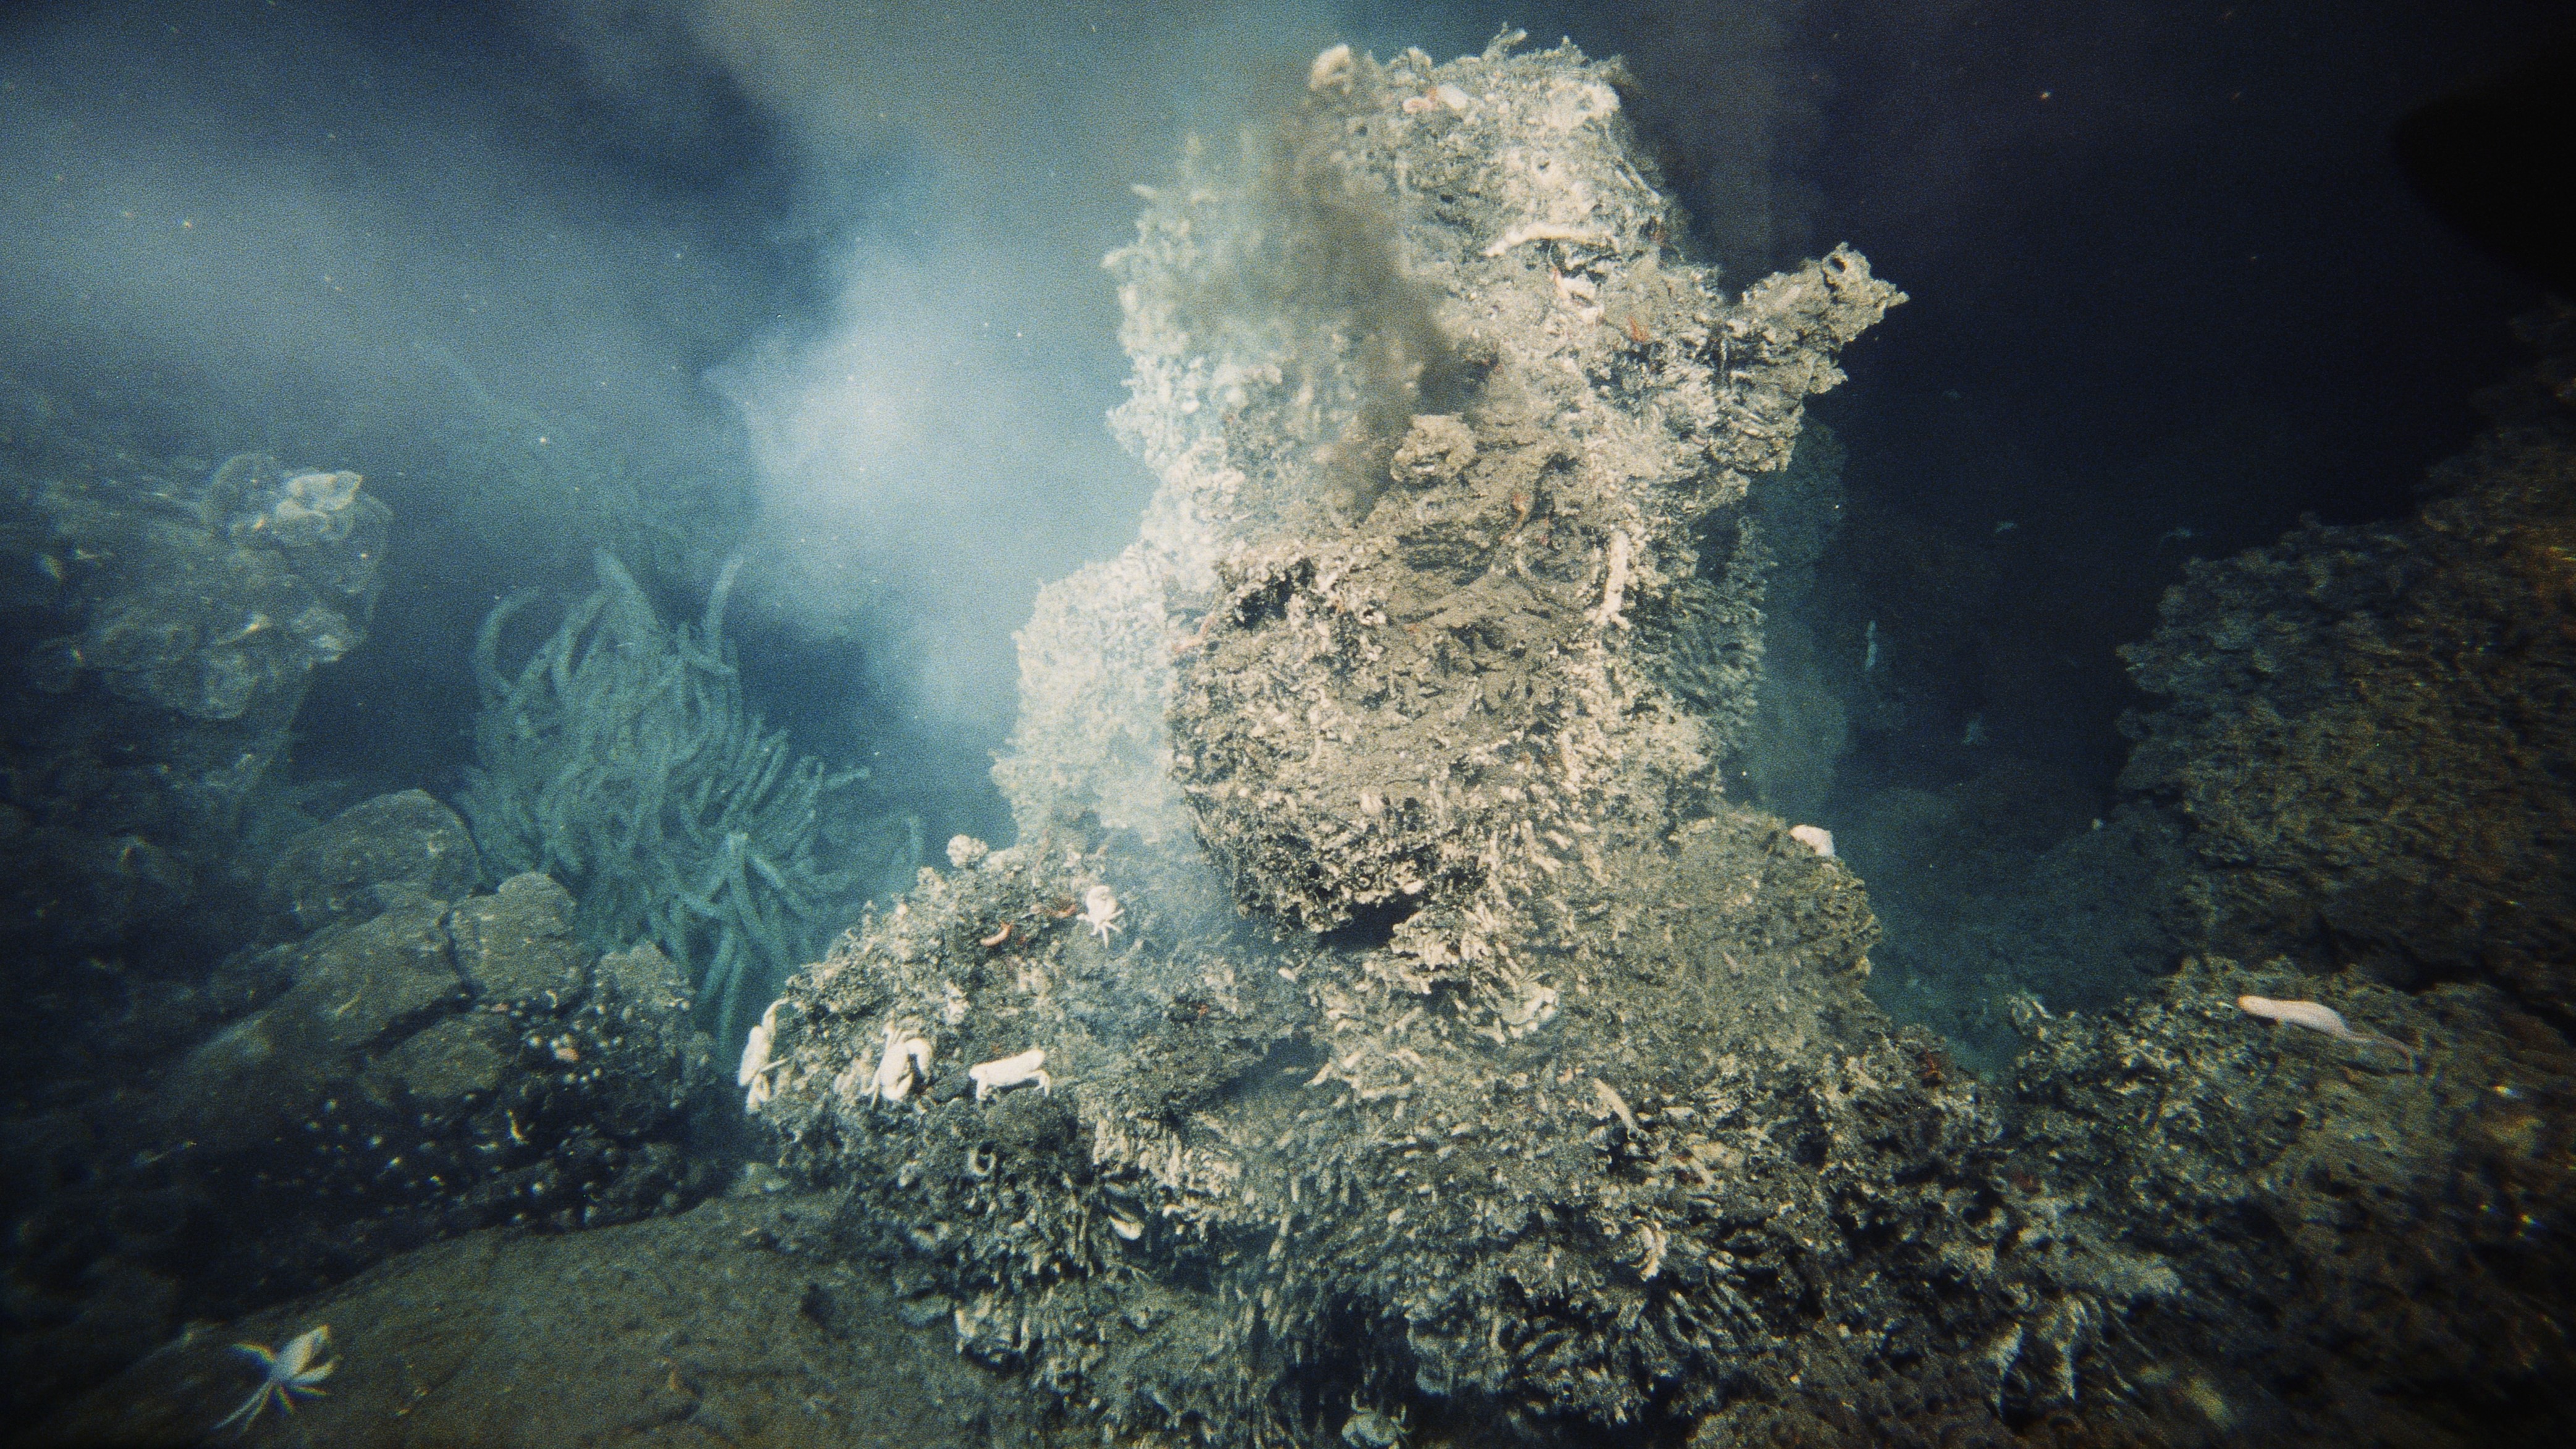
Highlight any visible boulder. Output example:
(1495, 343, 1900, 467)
(447, 872, 587, 1005)
(262, 790, 481, 934)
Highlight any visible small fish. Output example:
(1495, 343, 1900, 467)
(2238, 994, 2416, 1070)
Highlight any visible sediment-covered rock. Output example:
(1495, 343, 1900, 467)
(261, 788, 483, 936)
(9, 807, 725, 1397)
(140, 858, 722, 1242)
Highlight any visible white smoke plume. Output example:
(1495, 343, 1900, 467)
(627, 0, 1369, 726)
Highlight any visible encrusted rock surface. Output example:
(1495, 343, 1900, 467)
(449, 869, 594, 1005)
(735, 35, 2168, 1449)
(756, 809, 2075, 1444)
(2118, 313, 2576, 1020)
(997, 35, 1899, 871)
(32, 449, 387, 724)
(138, 859, 723, 1248)
(745, 33, 2575, 1449)
(154, 889, 468, 1155)
(2004, 956, 2576, 1446)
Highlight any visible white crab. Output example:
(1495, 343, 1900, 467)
(1341, 1400, 1409, 1448)
(968, 1047, 1050, 1101)
(1078, 885, 1122, 942)
(868, 1021, 935, 1103)
(738, 999, 786, 1113)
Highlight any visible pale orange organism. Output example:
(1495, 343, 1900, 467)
(2239, 994, 2416, 1070)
